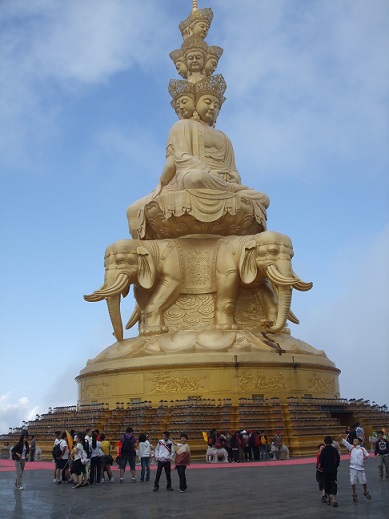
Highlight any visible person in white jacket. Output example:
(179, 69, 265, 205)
(153, 432, 175, 492)
(339, 434, 372, 503)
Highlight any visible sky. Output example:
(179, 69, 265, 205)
(0, 0, 388, 435)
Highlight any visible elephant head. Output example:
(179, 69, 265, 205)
(84, 239, 156, 342)
(239, 231, 313, 333)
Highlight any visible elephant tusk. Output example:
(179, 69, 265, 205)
(84, 284, 105, 302)
(93, 273, 130, 298)
(125, 304, 141, 330)
(287, 310, 300, 324)
(293, 279, 313, 291)
(266, 265, 295, 287)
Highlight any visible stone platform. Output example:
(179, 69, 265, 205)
(77, 333, 340, 407)
(0, 456, 386, 518)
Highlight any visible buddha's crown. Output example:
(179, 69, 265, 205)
(179, 7, 214, 39)
(195, 74, 227, 105)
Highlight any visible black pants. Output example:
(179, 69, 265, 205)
(154, 461, 171, 488)
(323, 472, 338, 495)
(177, 465, 187, 491)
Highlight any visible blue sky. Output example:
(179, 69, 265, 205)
(1, 0, 388, 434)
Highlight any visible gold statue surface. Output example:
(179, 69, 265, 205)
(80, 2, 339, 406)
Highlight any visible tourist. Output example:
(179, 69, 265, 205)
(89, 431, 102, 484)
(138, 433, 153, 482)
(11, 432, 29, 490)
(259, 430, 269, 461)
(315, 443, 326, 503)
(273, 431, 283, 460)
(355, 423, 365, 445)
(119, 427, 137, 483)
(174, 433, 191, 493)
(374, 431, 389, 480)
(339, 433, 371, 502)
(70, 433, 86, 489)
(29, 435, 36, 462)
(319, 436, 340, 507)
(251, 430, 260, 461)
(100, 433, 114, 482)
(52, 431, 62, 483)
(153, 431, 175, 492)
(230, 431, 240, 463)
(55, 432, 70, 484)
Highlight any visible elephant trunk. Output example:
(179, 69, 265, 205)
(106, 295, 124, 342)
(266, 286, 293, 333)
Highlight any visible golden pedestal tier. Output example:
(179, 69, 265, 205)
(76, 330, 340, 407)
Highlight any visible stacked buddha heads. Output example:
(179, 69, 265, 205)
(168, 2, 226, 123)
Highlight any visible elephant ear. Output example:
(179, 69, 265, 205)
(137, 246, 156, 289)
(239, 240, 257, 284)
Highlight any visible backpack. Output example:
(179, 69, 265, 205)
(52, 442, 62, 461)
(260, 435, 267, 445)
(121, 435, 134, 453)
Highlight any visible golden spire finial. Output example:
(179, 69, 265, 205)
(192, 1, 198, 11)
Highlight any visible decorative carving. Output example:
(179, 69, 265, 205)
(308, 374, 335, 392)
(239, 370, 288, 391)
(148, 372, 205, 393)
(83, 383, 108, 399)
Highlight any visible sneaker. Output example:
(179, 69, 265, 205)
(167, 487, 174, 491)
(72, 484, 80, 489)
(53, 479, 57, 483)
(321, 496, 327, 503)
(131, 478, 136, 483)
(120, 478, 124, 483)
(110, 477, 115, 483)
(179, 489, 185, 493)
(17, 486, 23, 490)
(140, 479, 144, 482)
(153, 487, 159, 492)
(57, 480, 61, 485)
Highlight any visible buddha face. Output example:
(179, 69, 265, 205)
(175, 59, 188, 79)
(185, 50, 205, 73)
(196, 94, 220, 126)
(191, 21, 209, 39)
(204, 57, 218, 76)
(176, 95, 195, 119)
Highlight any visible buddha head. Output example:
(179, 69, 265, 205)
(179, 7, 214, 40)
(204, 46, 223, 76)
(168, 79, 195, 119)
(194, 74, 227, 126)
(169, 49, 188, 79)
(181, 36, 208, 77)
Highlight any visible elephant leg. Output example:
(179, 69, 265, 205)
(214, 268, 240, 329)
(142, 279, 181, 336)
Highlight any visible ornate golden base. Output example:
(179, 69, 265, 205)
(76, 332, 340, 406)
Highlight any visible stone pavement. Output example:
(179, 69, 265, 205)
(0, 456, 387, 519)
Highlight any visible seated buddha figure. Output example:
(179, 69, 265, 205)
(127, 75, 270, 239)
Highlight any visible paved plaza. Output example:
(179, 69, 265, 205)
(0, 456, 387, 519)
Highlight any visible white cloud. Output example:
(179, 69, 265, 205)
(0, 393, 40, 435)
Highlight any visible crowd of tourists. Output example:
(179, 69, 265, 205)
(10, 427, 190, 492)
(315, 423, 389, 507)
(204, 428, 289, 463)
(9, 420, 389, 502)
